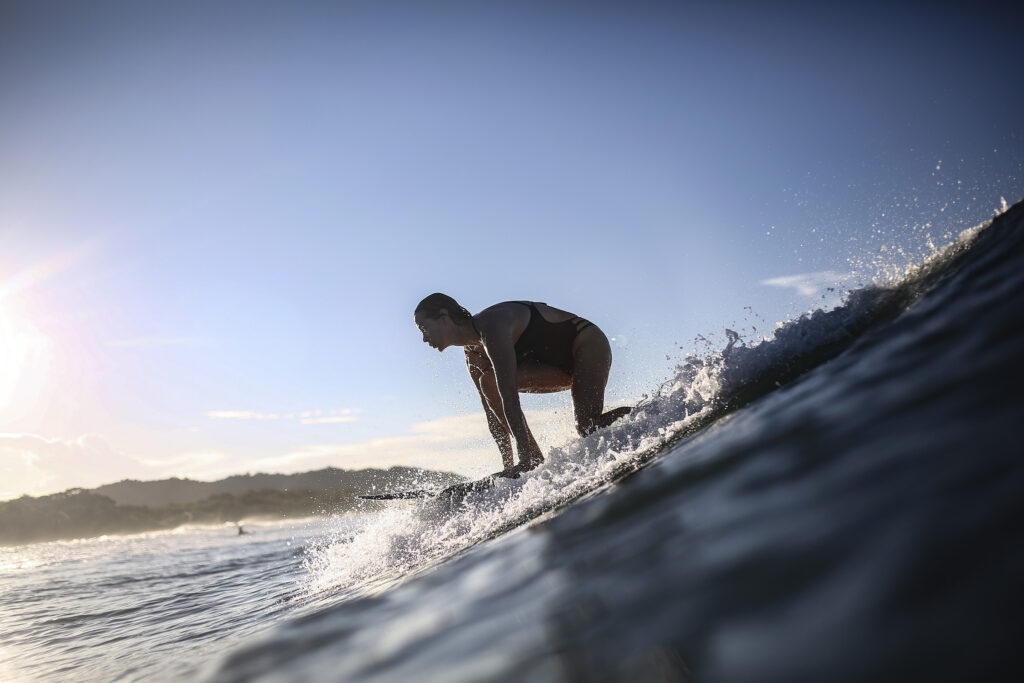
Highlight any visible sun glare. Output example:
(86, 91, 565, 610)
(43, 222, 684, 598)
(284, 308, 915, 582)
(0, 298, 52, 415)
(0, 253, 82, 419)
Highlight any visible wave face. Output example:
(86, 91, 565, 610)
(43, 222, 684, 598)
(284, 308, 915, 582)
(209, 202, 1024, 682)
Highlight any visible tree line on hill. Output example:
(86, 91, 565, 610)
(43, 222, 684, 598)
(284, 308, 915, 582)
(91, 466, 458, 506)
(0, 467, 463, 546)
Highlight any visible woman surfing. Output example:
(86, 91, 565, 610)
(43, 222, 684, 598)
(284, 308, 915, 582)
(414, 293, 631, 477)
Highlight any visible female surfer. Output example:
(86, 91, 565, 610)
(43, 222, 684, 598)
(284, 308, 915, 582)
(414, 293, 631, 477)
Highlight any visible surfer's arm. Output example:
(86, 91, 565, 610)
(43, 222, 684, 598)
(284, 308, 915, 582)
(480, 333, 543, 467)
(480, 390, 514, 470)
(466, 349, 514, 469)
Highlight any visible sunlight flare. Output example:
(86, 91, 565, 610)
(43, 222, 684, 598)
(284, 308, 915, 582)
(0, 299, 52, 414)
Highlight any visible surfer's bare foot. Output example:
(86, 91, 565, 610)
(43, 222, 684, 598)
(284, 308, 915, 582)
(493, 457, 542, 479)
(494, 467, 521, 479)
(515, 458, 543, 474)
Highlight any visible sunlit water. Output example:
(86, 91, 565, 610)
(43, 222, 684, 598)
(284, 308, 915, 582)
(0, 518, 362, 681)
(3, 201, 1023, 682)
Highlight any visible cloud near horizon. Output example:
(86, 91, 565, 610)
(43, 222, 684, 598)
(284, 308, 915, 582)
(760, 270, 850, 297)
(139, 451, 228, 470)
(0, 432, 148, 499)
(190, 409, 579, 481)
(205, 410, 282, 420)
(205, 408, 359, 423)
(0, 409, 580, 499)
(0, 434, 240, 500)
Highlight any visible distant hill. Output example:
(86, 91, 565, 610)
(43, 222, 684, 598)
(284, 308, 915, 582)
(0, 466, 464, 546)
(91, 466, 461, 507)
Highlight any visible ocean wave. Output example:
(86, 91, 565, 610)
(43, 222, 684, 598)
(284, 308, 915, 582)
(299, 202, 1013, 604)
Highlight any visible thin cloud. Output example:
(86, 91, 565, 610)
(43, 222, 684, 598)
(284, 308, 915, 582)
(760, 270, 850, 297)
(205, 408, 359, 424)
(140, 451, 227, 471)
(205, 410, 281, 420)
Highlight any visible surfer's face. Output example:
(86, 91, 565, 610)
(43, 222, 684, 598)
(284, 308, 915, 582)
(415, 311, 451, 352)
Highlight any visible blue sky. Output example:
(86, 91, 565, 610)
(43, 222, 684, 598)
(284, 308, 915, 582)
(1, 1, 1021, 498)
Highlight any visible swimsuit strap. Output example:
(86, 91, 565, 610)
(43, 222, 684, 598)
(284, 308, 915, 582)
(513, 301, 590, 331)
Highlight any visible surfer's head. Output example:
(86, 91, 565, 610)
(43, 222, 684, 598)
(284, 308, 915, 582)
(414, 293, 474, 351)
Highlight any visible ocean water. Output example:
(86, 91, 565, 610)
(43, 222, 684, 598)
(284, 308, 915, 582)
(0, 518, 356, 681)
(2, 201, 1023, 682)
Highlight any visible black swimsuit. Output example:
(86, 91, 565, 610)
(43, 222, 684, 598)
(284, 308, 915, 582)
(511, 301, 594, 375)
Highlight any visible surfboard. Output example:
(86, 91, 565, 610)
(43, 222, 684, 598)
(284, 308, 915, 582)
(357, 489, 434, 500)
(358, 475, 496, 501)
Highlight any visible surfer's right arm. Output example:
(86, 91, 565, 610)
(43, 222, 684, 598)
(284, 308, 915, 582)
(476, 327, 544, 470)
(466, 349, 514, 470)
(480, 393, 514, 471)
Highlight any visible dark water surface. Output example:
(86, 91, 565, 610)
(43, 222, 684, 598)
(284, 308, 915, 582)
(3, 203, 1022, 682)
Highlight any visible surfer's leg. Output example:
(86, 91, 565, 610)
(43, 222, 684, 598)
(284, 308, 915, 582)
(571, 326, 614, 437)
(572, 326, 632, 436)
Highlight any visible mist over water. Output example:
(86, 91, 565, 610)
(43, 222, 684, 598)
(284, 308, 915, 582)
(3, 201, 1022, 681)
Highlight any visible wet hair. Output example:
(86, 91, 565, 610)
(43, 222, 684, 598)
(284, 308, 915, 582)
(415, 293, 473, 325)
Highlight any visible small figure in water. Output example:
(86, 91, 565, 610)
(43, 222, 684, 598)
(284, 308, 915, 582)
(415, 294, 631, 477)
(237, 524, 247, 535)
